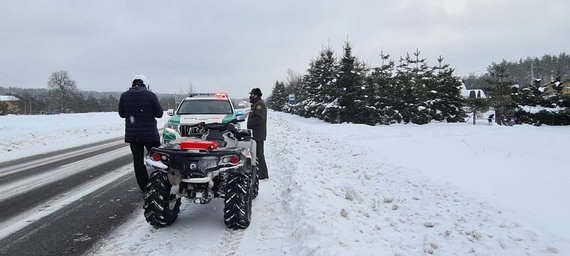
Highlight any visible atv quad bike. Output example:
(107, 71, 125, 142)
(143, 120, 259, 229)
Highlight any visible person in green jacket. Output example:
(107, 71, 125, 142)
(247, 88, 269, 180)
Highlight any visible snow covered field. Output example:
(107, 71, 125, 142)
(1, 111, 568, 255)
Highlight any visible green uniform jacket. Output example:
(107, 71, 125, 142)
(247, 98, 267, 141)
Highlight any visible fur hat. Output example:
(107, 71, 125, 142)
(250, 88, 263, 97)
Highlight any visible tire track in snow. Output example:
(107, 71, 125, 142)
(210, 113, 296, 255)
(226, 112, 299, 255)
(212, 229, 245, 256)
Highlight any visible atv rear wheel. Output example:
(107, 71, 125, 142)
(143, 171, 181, 228)
(223, 172, 252, 229)
(252, 164, 259, 199)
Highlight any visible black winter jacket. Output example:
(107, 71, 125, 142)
(118, 86, 163, 143)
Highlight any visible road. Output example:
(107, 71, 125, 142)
(0, 138, 142, 256)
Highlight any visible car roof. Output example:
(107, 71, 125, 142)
(183, 92, 231, 101)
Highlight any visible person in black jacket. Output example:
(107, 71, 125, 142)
(118, 74, 163, 192)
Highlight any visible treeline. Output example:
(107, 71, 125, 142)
(0, 86, 121, 114)
(0, 86, 189, 115)
(267, 43, 570, 126)
(463, 53, 570, 89)
(267, 42, 467, 125)
(1, 70, 122, 114)
(0, 70, 192, 115)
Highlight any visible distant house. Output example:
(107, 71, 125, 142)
(460, 83, 486, 99)
(0, 95, 21, 114)
(550, 81, 570, 95)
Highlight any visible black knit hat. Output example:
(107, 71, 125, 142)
(250, 88, 262, 97)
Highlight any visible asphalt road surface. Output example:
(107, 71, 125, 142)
(0, 138, 143, 256)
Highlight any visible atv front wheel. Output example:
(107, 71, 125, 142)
(223, 172, 252, 229)
(143, 171, 181, 228)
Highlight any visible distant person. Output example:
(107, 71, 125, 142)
(488, 114, 494, 125)
(247, 88, 269, 180)
(118, 74, 163, 192)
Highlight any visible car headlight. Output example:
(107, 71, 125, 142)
(165, 122, 179, 130)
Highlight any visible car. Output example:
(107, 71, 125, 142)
(162, 92, 245, 144)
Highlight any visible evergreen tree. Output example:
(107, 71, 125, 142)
(432, 56, 467, 122)
(336, 41, 367, 124)
(487, 64, 516, 125)
(408, 49, 434, 124)
(300, 47, 338, 119)
(267, 81, 287, 111)
(391, 57, 410, 123)
(368, 51, 397, 124)
(393, 51, 430, 124)
(516, 79, 546, 107)
(545, 77, 569, 109)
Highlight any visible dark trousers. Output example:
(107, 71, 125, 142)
(255, 140, 269, 179)
(130, 142, 160, 191)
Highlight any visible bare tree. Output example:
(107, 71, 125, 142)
(47, 70, 78, 112)
(285, 69, 304, 100)
(187, 81, 194, 94)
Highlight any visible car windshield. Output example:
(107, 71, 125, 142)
(177, 99, 233, 115)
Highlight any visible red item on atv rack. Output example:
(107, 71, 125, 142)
(180, 140, 218, 151)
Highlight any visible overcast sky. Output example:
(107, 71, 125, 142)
(1, 0, 568, 98)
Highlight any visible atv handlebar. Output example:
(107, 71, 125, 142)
(193, 122, 252, 141)
(202, 122, 236, 132)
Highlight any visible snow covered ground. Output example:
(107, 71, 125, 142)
(1, 111, 568, 255)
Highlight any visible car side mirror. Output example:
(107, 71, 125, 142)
(235, 110, 246, 121)
(167, 109, 174, 116)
